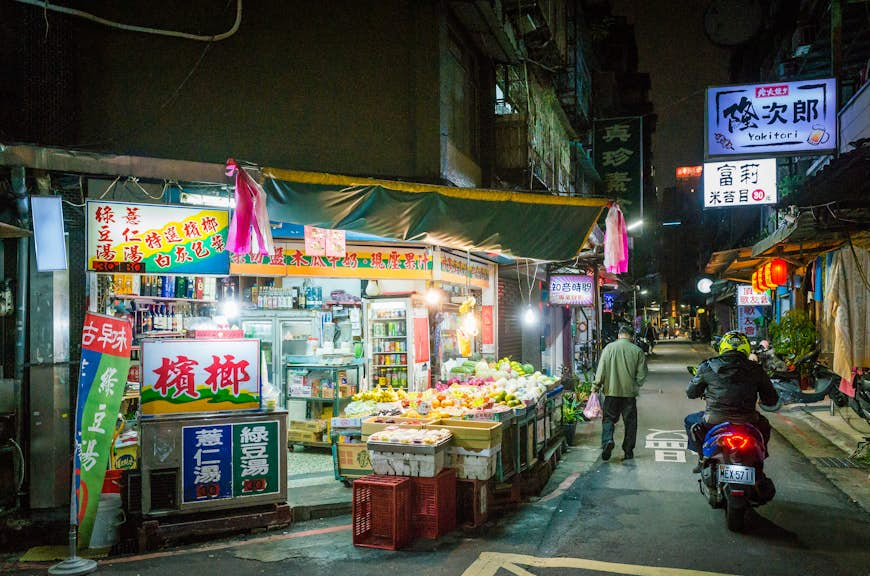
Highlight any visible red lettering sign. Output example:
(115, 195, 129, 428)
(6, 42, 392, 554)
(152, 356, 200, 399)
(204, 355, 250, 396)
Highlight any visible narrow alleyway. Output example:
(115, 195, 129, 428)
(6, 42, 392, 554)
(10, 341, 869, 576)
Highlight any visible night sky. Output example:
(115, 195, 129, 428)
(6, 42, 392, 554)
(613, 0, 732, 195)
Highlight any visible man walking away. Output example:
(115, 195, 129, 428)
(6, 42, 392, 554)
(593, 325, 649, 461)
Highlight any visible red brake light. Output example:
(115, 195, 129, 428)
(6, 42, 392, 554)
(722, 434, 751, 450)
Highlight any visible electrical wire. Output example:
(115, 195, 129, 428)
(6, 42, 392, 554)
(13, 0, 243, 42)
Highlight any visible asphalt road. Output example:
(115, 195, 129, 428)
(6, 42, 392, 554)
(14, 341, 870, 576)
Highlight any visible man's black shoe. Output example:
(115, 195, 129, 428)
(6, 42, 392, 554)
(623, 451, 634, 460)
(692, 460, 703, 473)
(602, 441, 615, 461)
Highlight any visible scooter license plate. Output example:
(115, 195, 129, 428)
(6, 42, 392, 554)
(718, 464, 755, 485)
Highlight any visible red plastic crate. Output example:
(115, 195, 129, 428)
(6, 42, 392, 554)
(456, 478, 490, 528)
(411, 468, 457, 539)
(352, 475, 413, 550)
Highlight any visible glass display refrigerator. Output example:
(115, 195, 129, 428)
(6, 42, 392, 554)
(363, 295, 430, 392)
(239, 310, 320, 407)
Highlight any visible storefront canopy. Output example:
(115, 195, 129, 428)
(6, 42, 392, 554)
(262, 168, 608, 261)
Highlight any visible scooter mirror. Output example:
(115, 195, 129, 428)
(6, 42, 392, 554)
(686, 366, 697, 376)
(759, 400, 782, 412)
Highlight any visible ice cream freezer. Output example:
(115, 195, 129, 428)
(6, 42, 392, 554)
(138, 410, 287, 516)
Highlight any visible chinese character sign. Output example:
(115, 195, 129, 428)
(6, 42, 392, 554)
(594, 117, 642, 202)
(706, 78, 837, 158)
(86, 201, 230, 274)
(703, 158, 777, 207)
(230, 241, 433, 280)
(182, 424, 233, 503)
(737, 306, 766, 339)
(549, 275, 594, 306)
(75, 312, 132, 547)
(233, 421, 279, 497)
(141, 339, 260, 416)
(737, 285, 771, 306)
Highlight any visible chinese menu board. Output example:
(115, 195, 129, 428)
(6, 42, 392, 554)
(229, 240, 433, 280)
(182, 420, 280, 504)
(549, 275, 594, 306)
(737, 306, 766, 339)
(141, 339, 260, 416)
(593, 117, 642, 202)
(737, 285, 771, 306)
(86, 201, 230, 274)
(706, 78, 837, 158)
(75, 312, 133, 547)
(703, 158, 777, 208)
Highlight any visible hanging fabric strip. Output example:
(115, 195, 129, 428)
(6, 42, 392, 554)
(226, 159, 274, 255)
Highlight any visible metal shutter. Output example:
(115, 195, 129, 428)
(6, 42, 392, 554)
(497, 276, 522, 361)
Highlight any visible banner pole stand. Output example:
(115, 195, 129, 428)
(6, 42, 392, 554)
(47, 526, 97, 575)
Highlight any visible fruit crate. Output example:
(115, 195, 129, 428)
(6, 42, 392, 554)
(352, 475, 413, 550)
(497, 416, 517, 481)
(411, 468, 457, 539)
(456, 478, 490, 528)
(424, 419, 502, 451)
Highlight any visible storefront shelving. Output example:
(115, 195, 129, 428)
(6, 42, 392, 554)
(286, 362, 362, 449)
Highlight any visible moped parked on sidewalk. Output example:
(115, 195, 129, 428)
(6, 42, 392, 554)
(755, 346, 840, 409)
(830, 369, 870, 426)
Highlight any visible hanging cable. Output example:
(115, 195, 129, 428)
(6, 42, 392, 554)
(14, 0, 243, 42)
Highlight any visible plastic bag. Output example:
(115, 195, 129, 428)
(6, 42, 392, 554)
(583, 392, 602, 419)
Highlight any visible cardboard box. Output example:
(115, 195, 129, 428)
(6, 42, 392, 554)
(361, 415, 441, 437)
(336, 443, 372, 478)
(425, 419, 502, 451)
(289, 419, 327, 432)
(287, 430, 321, 443)
(289, 385, 312, 398)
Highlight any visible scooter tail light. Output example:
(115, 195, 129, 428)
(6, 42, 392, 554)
(721, 434, 752, 450)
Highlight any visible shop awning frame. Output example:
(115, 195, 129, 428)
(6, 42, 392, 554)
(261, 167, 609, 262)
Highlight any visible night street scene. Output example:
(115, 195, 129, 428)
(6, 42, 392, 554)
(1, 1, 869, 575)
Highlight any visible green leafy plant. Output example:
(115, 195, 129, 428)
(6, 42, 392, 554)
(768, 310, 818, 366)
(562, 394, 581, 424)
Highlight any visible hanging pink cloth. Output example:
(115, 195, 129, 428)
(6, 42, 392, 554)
(603, 205, 629, 274)
(226, 159, 274, 255)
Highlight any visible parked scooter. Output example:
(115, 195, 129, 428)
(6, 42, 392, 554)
(755, 346, 840, 409)
(686, 366, 776, 532)
(635, 332, 651, 356)
(830, 369, 870, 425)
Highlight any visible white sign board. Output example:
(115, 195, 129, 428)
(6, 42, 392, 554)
(549, 275, 594, 306)
(703, 158, 777, 208)
(706, 78, 837, 158)
(737, 285, 771, 306)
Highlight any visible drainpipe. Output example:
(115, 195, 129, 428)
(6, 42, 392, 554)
(12, 166, 28, 507)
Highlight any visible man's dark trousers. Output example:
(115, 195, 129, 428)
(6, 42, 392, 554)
(601, 396, 638, 452)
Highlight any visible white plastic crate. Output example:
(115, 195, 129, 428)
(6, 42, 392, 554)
(446, 446, 501, 480)
(369, 449, 446, 477)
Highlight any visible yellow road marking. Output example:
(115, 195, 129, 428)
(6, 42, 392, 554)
(461, 552, 741, 576)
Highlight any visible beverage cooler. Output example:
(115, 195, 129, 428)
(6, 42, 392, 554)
(240, 310, 320, 407)
(363, 295, 430, 391)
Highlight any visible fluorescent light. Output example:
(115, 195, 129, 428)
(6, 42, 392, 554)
(662, 221, 682, 226)
(640, 290, 648, 295)
(626, 220, 643, 231)
(180, 191, 235, 208)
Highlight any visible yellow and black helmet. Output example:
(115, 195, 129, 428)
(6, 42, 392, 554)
(718, 331, 751, 357)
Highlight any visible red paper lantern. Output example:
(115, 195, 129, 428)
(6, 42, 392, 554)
(753, 258, 788, 292)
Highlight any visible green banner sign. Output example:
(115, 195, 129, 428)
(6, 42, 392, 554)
(593, 117, 642, 208)
(232, 421, 280, 497)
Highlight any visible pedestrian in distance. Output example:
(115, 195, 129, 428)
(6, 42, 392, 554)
(593, 324, 649, 461)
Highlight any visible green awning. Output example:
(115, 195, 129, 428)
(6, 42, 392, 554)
(262, 168, 608, 261)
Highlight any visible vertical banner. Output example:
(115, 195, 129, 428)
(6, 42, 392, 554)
(75, 312, 132, 547)
(481, 305, 494, 347)
(182, 424, 233, 504)
(233, 421, 280, 497)
(593, 117, 642, 218)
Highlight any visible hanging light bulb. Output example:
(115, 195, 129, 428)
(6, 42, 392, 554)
(425, 287, 441, 305)
(523, 306, 537, 325)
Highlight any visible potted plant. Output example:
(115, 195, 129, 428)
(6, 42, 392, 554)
(562, 394, 580, 446)
(768, 310, 818, 388)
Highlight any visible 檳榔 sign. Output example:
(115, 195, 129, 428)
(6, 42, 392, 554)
(706, 78, 837, 158)
(140, 339, 260, 416)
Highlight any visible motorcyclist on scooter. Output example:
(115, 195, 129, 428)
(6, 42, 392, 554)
(685, 331, 779, 473)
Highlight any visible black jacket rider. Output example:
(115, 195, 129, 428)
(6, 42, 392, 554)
(687, 350, 779, 424)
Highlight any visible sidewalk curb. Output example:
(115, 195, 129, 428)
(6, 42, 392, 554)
(767, 409, 870, 516)
(292, 501, 353, 522)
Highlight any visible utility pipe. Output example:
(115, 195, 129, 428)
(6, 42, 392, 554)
(12, 165, 28, 509)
